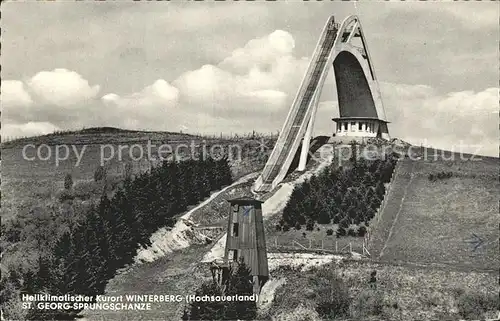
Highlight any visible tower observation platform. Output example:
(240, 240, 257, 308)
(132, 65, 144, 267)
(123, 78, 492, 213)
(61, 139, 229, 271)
(253, 15, 390, 193)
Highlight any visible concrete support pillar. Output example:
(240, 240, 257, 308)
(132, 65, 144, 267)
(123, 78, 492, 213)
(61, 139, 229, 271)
(298, 90, 320, 171)
(373, 122, 379, 135)
(253, 275, 260, 295)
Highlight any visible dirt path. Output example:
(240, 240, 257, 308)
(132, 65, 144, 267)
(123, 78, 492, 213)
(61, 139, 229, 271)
(202, 157, 333, 263)
(135, 171, 260, 263)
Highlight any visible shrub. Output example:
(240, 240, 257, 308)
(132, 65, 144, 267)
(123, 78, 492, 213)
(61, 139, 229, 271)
(338, 219, 349, 230)
(326, 229, 333, 236)
(347, 228, 357, 237)
(302, 232, 307, 238)
(58, 190, 75, 202)
(275, 224, 282, 231)
(282, 224, 290, 232)
(336, 227, 346, 237)
(313, 269, 351, 319)
(358, 226, 367, 237)
(306, 220, 314, 231)
(94, 166, 107, 182)
(64, 174, 73, 190)
(294, 222, 302, 230)
(456, 291, 498, 320)
(124, 162, 133, 179)
(351, 289, 385, 318)
(429, 171, 454, 182)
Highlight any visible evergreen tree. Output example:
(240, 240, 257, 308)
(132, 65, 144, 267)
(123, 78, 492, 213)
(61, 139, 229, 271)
(375, 182, 385, 198)
(317, 208, 331, 224)
(94, 165, 107, 182)
(186, 280, 225, 320)
(124, 162, 133, 180)
(306, 220, 315, 231)
(83, 208, 109, 293)
(64, 173, 73, 190)
(224, 261, 257, 320)
(185, 261, 257, 321)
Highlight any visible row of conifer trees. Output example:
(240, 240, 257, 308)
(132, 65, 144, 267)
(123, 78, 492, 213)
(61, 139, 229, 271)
(19, 157, 233, 320)
(279, 154, 398, 233)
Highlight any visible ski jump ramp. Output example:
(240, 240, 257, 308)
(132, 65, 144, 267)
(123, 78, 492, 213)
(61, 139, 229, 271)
(253, 15, 389, 193)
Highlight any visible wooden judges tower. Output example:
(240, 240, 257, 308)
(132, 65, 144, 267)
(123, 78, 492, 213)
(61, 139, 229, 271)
(223, 197, 269, 294)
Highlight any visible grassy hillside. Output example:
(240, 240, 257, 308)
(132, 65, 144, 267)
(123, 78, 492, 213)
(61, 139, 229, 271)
(1, 128, 276, 220)
(265, 260, 497, 321)
(3, 132, 498, 320)
(1, 127, 198, 148)
(264, 146, 498, 320)
(369, 157, 498, 271)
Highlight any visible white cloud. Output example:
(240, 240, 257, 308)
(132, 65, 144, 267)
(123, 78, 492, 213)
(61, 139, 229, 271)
(219, 30, 296, 74)
(2, 121, 60, 139)
(1, 80, 33, 108)
(27, 68, 100, 107)
(99, 79, 181, 131)
(244, 90, 287, 106)
(437, 87, 498, 115)
(174, 65, 235, 104)
(379, 84, 498, 156)
(174, 30, 309, 114)
(102, 79, 179, 109)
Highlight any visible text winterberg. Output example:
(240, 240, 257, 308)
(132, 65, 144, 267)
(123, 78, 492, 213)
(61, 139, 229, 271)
(124, 295, 183, 302)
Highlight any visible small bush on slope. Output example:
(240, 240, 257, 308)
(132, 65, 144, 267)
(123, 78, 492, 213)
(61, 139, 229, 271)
(312, 268, 351, 319)
(456, 291, 498, 320)
(350, 288, 385, 318)
(266, 264, 351, 320)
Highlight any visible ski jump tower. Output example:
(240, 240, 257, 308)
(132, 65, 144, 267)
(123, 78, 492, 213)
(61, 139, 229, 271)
(253, 15, 390, 192)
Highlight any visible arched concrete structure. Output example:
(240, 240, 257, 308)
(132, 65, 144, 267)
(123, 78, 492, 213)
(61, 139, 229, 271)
(253, 15, 390, 193)
(334, 51, 378, 118)
(329, 16, 389, 141)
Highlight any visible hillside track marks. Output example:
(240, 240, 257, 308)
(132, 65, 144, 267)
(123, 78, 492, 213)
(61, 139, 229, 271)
(367, 159, 413, 258)
(378, 160, 416, 260)
(371, 157, 498, 270)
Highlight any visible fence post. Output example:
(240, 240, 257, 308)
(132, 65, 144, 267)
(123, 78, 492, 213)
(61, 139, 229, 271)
(321, 239, 324, 249)
(309, 239, 311, 249)
(349, 242, 352, 253)
(335, 241, 338, 252)
(275, 236, 278, 248)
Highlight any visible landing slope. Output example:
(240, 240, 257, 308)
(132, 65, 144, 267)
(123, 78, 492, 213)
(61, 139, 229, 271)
(369, 156, 498, 271)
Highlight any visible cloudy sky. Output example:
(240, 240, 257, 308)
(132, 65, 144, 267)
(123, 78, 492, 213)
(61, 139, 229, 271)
(2, 1, 498, 156)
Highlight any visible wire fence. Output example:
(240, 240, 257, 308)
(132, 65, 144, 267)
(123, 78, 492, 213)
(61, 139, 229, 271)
(265, 236, 370, 256)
